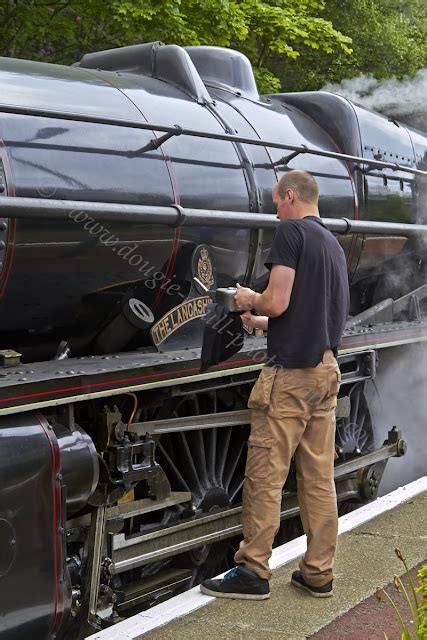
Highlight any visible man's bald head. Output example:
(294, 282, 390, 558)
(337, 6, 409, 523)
(276, 170, 319, 205)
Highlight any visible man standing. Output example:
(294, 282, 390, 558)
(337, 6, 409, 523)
(200, 169, 350, 600)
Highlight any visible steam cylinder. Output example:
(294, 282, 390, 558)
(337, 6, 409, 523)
(54, 421, 99, 513)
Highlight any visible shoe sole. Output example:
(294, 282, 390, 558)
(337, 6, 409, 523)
(291, 578, 333, 598)
(200, 584, 270, 600)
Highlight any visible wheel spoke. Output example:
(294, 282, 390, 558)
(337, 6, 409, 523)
(356, 410, 367, 442)
(192, 393, 201, 416)
(157, 441, 190, 491)
(223, 437, 246, 493)
(209, 391, 218, 414)
(192, 429, 209, 488)
(351, 384, 361, 426)
(216, 426, 232, 485)
(229, 475, 245, 503)
(359, 432, 369, 450)
(178, 432, 204, 497)
(153, 389, 251, 586)
(336, 382, 374, 454)
(205, 428, 217, 485)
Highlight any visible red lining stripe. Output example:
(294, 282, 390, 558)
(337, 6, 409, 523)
(0, 218, 16, 299)
(0, 143, 17, 299)
(55, 442, 65, 632)
(1, 329, 423, 408)
(278, 106, 360, 268)
(0, 357, 263, 404)
(37, 414, 60, 632)
(152, 145, 181, 310)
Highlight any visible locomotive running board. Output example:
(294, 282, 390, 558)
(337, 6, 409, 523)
(0, 320, 426, 416)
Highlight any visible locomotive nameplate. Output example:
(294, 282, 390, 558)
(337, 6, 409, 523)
(150, 296, 211, 346)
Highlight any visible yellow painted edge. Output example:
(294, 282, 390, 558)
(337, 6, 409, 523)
(1, 335, 426, 417)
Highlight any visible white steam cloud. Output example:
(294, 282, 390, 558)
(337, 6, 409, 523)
(323, 69, 427, 131)
(366, 343, 427, 495)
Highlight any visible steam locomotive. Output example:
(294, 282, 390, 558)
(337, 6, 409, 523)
(0, 42, 426, 639)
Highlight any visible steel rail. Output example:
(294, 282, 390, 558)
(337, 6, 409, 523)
(0, 197, 426, 236)
(0, 103, 426, 176)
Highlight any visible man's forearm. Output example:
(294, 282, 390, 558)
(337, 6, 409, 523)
(252, 315, 268, 331)
(235, 281, 289, 317)
(251, 291, 280, 317)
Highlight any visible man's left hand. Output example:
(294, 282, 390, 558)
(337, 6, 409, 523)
(235, 283, 255, 311)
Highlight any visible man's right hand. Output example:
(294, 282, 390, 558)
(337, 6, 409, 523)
(240, 311, 268, 331)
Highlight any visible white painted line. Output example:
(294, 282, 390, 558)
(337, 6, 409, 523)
(86, 476, 427, 640)
(271, 476, 427, 569)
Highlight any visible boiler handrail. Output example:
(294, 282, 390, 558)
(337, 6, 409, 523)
(0, 197, 426, 237)
(0, 103, 425, 177)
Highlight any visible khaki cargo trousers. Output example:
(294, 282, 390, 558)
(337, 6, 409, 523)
(234, 351, 341, 586)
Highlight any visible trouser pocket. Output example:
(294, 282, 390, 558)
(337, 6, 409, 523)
(330, 368, 341, 398)
(248, 367, 278, 411)
(245, 438, 273, 479)
(322, 368, 341, 410)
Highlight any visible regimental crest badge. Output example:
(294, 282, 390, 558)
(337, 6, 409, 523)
(192, 245, 216, 295)
(197, 248, 214, 288)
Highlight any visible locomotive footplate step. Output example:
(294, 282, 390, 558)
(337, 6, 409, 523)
(0, 319, 426, 415)
(115, 569, 193, 614)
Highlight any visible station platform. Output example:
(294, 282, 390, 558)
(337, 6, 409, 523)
(88, 477, 427, 640)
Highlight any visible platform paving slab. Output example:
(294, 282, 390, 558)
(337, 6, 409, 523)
(140, 492, 426, 640)
(309, 563, 423, 639)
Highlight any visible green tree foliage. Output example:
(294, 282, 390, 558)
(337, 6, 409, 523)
(0, 0, 350, 93)
(279, 0, 427, 91)
(0, 0, 425, 93)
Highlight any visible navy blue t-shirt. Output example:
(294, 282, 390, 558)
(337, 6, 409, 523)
(265, 216, 349, 368)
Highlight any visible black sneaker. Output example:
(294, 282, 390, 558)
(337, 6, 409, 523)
(291, 570, 333, 598)
(200, 566, 270, 600)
